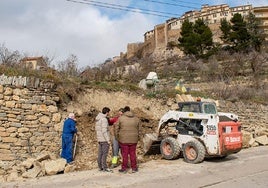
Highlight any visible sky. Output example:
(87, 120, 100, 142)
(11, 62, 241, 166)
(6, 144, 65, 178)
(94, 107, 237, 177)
(0, 0, 267, 68)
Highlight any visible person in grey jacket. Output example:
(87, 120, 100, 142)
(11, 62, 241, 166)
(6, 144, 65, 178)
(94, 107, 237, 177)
(95, 107, 112, 172)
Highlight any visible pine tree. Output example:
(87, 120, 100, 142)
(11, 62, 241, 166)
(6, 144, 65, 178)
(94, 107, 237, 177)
(220, 18, 231, 43)
(178, 19, 214, 58)
(230, 13, 251, 51)
(246, 12, 264, 51)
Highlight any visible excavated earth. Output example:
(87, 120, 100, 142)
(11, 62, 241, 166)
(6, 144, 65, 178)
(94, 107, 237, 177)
(67, 89, 167, 171)
(64, 87, 268, 172)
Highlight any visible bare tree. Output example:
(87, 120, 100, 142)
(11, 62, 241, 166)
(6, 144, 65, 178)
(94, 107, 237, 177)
(247, 51, 268, 89)
(247, 51, 268, 74)
(0, 43, 21, 66)
(57, 54, 79, 77)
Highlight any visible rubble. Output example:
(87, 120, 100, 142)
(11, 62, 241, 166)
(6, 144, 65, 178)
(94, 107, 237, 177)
(0, 152, 76, 182)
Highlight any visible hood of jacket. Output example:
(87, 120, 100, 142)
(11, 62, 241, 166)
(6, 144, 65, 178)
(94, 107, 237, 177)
(124, 111, 134, 118)
(96, 113, 107, 121)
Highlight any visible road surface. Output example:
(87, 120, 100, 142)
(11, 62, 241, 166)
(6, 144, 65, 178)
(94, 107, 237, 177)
(2, 146, 268, 188)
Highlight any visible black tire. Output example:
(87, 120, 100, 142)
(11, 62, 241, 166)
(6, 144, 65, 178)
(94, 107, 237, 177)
(182, 140, 206, 164)
(160, 137, 180, 160)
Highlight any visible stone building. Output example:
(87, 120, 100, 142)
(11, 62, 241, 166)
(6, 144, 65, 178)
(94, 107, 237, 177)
(20, 56, 47, 70)
(253, 6, 268, 40)
(127, 3, 268, 59)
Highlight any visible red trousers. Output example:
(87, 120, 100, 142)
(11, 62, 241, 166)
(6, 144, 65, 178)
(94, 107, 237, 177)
(119, 142, 137, 170)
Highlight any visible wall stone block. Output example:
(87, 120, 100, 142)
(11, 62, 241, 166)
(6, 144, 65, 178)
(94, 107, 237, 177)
(39, 116, 50, 124)
(0, 117, 10, 121)
(0, 144, 10, 149)
(10, 123, 22, 128)
(9, 133, 18, 137)
(7, 118, 20, 123)
(48, 105, 58, 113)
(21, 104, 32, 109)
(14, 140, 28, 147)
(4, 87, 13, 95)
(52, 113, 61, 123)
(0, 132, 10, 137)
(6, 110, 21, 115)
(12, 88, 22, 96)
(25, 115, 37, 121)
(42, 141, 52, 146)
(0, 127, 5, 132)
(6, 127, 18, 133)
(0, 154, 16, 161)
(38, 104, 48, 112)
(23, 124, 39, 128)
(5, 101, 15, 108)
(3, 96, 11, 100)
(0, 149, 12, 154)
(7, 113, 16, 119)
(18, 128, 30, 133)
(0, 85, 3, 93)
(0, 113, 6, 117)
(2, 137, 18, 143)
(38, 127, 49, 132)
(12, 95, 20, 101)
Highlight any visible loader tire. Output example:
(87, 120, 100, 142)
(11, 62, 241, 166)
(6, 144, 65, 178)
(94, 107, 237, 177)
(183, 140, 205, 164)
(160, 137, 180, 160)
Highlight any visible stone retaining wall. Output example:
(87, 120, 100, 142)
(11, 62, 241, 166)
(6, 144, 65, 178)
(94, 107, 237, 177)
(0, 83, 62, 167)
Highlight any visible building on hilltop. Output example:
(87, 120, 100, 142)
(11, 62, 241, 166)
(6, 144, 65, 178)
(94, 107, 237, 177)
(126, 3, 268, 59)
(253, 6, 268, 40)
(20, 56, 47, 70)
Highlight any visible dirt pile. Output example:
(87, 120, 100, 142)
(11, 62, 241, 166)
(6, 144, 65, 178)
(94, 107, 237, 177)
(73, 106, 160, 171)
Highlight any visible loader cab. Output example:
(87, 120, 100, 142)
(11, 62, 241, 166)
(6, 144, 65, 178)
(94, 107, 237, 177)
(176, 102, 217, 136)
(178, 102, 217, 114)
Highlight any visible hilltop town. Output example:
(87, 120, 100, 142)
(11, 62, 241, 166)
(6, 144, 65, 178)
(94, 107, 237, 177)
(110, 4, 268, 61)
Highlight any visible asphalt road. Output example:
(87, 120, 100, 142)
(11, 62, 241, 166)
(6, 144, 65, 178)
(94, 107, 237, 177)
(2, 146, 268, 188)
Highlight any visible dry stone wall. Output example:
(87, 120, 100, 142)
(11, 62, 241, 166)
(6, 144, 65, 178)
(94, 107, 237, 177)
(0, 77, 63, 168)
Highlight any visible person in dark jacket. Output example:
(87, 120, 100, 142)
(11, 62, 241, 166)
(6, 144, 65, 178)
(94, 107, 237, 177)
(115, 106, 141, 173)
(61, 113, 77, 163)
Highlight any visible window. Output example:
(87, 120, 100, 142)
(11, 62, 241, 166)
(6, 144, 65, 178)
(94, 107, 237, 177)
(203, 104, 217, 114)
(180, 104, 200, 113)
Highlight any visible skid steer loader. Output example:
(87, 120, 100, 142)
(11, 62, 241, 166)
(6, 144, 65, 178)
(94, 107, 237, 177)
(143, 100, 242, 163)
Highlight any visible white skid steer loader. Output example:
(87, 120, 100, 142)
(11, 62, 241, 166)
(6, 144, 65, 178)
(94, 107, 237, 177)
(143, 100, 242, 164)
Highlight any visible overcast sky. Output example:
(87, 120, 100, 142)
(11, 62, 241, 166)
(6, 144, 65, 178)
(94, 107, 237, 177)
(0, 0, 267, 68)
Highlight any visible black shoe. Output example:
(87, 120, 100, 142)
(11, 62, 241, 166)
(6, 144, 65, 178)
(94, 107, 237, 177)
(118, 169, 127, 173)
(103, 168, 113, 172)
(132, 169, 138, 173)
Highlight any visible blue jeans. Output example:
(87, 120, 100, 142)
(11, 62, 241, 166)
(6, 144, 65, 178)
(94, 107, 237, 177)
(61, 134, 74, 163)
(112, 137, 119, 156)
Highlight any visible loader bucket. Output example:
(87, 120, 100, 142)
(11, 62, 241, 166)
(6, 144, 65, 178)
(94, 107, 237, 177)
(143, 133, 161, 155)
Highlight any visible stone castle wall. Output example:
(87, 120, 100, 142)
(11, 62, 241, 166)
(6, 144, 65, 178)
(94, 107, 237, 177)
(0, 75, 63, 166)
